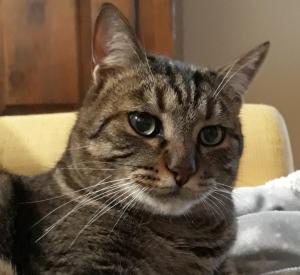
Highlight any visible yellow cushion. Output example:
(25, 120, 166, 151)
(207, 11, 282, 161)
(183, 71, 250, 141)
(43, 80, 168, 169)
(0, 113, 76, 176)
(237, 104, 294, 186)
(0, 104, 294, 186)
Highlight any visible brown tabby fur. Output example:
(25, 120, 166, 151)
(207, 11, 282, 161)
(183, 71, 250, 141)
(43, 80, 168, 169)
(0, 3, 269, 274)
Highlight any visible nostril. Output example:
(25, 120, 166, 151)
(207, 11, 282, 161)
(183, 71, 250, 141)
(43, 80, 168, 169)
(169, 165, 195, 187)
(175, 174, 188, 187)
(176, 170, 192, 187)
(164, 150, 197, 187)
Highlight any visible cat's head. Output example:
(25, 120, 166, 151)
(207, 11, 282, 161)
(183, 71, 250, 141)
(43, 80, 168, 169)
(67, 3, 269, 216)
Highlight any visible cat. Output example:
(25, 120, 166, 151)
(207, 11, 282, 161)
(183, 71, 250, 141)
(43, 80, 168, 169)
(0, 3, 269, 275)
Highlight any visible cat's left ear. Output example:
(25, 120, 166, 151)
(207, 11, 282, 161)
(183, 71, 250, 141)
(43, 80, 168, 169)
(215, 42, 270, 101)
(92, 3, 145, 74)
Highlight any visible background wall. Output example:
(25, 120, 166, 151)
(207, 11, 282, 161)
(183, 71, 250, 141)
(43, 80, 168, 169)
(181, 0, 300, 169)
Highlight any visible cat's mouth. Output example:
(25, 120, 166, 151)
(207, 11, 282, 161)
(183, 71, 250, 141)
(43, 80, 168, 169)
(149, 185, 203, 201)
(137, 186, 208, 216)
(130, 177, 211, 215)
(152, 186, 181, 195)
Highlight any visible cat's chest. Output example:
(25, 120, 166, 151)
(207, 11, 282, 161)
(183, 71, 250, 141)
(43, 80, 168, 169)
(30, 203, 219, 274)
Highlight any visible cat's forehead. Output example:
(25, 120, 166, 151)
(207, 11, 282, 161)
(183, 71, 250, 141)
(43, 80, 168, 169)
(148, 55, 213, 88)
(138, 57, 217, 125)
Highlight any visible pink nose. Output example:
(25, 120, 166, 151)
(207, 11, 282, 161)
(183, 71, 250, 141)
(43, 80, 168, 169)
(165, 154, 197, 187)
(168, 164, 196, 187)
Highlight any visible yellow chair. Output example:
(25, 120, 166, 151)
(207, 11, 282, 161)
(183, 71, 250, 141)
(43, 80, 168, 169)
(0, 104, 294, 187)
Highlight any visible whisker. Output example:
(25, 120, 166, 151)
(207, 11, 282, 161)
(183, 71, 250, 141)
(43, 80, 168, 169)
(70, 184, 140, 247)
(22, 176, 131, 204)
(31, 180, 132, 228)
(109, 187, 147, 235)
(217, 188, 250, 208)
(212, 60, 237, 98)
(213, 188, 233, 195)
(81, 185, 136, 229)
(211, 191, 227, 208)
(60, 160, 142, 169)
(205, 195, 225, 222)
(200, 197, 217, 221)
(214, 61, 252, 99)
(209, 193, 232, 223)
(144, 55, 155, 81)
(212, 181, 233, 190)
(58, 168, 117, 171)
(32, 192, 91, 229)
(80, 181, 135, 207)
(35, 181, 134, 242)
(211, 189, 232, 202)
(35, 194, 94, 243)
(65, 145, 90, 151)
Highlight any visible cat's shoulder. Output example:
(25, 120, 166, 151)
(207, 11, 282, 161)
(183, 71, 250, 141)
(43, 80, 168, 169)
(0, 171, 15, 207)
(0, 170, 35, 200)
(0, 171, 18, 274)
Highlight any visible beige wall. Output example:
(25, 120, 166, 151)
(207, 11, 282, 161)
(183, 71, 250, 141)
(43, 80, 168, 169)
(181, 0, 300, 169)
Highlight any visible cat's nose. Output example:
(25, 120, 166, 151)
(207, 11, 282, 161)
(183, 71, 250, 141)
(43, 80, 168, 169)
(165, 153, 197, 187)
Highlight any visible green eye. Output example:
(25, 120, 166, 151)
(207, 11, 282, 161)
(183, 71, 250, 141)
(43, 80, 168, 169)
(199, 126, 225, 146)
(128, 112, 161, 137)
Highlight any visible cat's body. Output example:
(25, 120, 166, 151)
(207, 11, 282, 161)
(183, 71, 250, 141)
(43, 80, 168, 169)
(0, 3, 269, 275)
(1, 170, 235, 274)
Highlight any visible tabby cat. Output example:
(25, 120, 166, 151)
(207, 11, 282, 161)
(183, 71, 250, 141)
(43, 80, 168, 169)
(0, 3, 269, 275)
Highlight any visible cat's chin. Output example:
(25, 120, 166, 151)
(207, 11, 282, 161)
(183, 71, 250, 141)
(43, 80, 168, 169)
(136, 187, 210, 216)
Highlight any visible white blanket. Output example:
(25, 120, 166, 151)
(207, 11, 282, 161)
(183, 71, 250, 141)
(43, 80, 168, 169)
(231, 171, 300, 275)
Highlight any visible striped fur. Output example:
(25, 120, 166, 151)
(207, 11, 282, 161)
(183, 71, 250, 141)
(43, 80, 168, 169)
(0, 3, 269, 274)
(0, 173, 15, 271)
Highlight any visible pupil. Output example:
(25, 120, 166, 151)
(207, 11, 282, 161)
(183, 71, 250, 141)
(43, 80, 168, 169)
(204, 128, 218, 142)
(136, 115, 154, 133)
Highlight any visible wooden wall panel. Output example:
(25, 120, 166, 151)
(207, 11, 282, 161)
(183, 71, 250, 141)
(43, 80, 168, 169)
(2, 0, 80, 107)
(0, 0, 6, 112)
(0, 0, 174, 115)
(137, 0, 174, 57)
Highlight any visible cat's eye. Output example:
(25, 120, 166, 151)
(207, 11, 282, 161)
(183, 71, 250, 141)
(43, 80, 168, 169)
(128, 112, 161, 137)
(199, 126, 225, 146)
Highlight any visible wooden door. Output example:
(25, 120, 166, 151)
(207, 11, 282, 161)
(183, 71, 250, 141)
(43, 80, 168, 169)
(0, 0, 173, 115)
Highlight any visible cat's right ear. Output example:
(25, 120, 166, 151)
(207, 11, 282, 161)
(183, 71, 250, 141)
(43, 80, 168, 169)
(215, 42, 270, 100)
(92, 3, 145, 83)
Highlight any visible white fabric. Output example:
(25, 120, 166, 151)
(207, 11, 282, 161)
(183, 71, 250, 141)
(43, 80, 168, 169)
(231, 171, 300, 275)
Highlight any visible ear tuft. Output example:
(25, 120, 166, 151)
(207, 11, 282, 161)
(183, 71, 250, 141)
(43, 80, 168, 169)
(92, 3, 145, 69)
(215, 41, 270, 99)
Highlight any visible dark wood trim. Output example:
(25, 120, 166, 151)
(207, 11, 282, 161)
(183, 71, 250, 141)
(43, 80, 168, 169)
(172, 0, 183, 59)
(2, 104, 79, 116)
(137, 0, 174, 57)
(77, 0, 93, 100)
